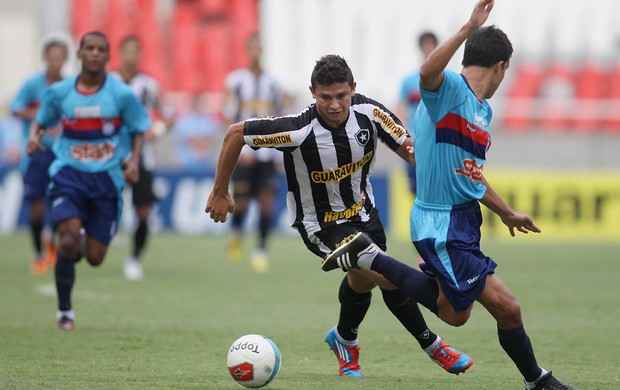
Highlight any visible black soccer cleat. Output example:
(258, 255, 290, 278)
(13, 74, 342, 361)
(527, 371, 577, 390)
(321, 232, 377, 272)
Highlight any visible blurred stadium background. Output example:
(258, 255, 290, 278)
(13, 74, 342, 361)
(1, 0, 619, 242)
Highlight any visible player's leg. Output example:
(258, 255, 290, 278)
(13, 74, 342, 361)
(23, 150, 55, 274)
(54, 217, 82, 331)
(229, 164, 252, 262)
(476, 275, 574, 389)
(83, 192, 121, 267)
(124, 165, 155, 280)
(251, 162, 277, 273)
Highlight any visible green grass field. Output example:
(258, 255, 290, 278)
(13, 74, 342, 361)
(0, 231, 619, 389)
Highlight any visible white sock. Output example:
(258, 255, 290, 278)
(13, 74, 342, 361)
(525, 368, 548, 389)
(423, 336, 442, 355)
(333, 327, 358, 346)
(57, 310, 75, 321)
(356, 244, 380, 269)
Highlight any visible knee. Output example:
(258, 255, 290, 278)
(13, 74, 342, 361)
(500, 301, 522, 325)
(439, 311, 471, 327)
(86, 255, 105, 267)
(58, 234, 80, 258)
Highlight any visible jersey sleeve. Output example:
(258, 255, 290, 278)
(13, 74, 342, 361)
(355, 94, 410, 152)
(121, 90, 151, 134)
(420, 70, 467, 122)
(243, 106, 314, 151)
(10, 77, 37, 113)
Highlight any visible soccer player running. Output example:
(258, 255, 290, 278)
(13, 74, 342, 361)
(222, 32, 287, 273)
(206, 55, 472, 377)
(111, 35, 172, 281)
(27, 32, 151, 331)
(322, 1, 576, 389)
(397, 31, 438, 194)
(11, 39, 68, 275)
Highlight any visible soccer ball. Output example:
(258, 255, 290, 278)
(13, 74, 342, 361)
(227, 334, 282, 388)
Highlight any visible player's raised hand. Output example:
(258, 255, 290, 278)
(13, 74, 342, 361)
(26, 129, 46, 156)
(500, 210, 541, 237)
(205, 191, 235, 223)
(468, 0, 494, 30)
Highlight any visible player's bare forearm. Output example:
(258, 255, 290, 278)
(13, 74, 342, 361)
(26, 121, 46, 156)
(205, 122, 245, 222)
(395, 137, 415, 166)
(420, 0, 494, 91)
(479, 174, 541, 236)
(131, 133, 145, 164)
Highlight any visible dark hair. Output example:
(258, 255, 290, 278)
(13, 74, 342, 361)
(120, 34, 141, 49)
(79, 31, 110, 51)
(462, 25, 512, 68)
(418, 31, 438, 48)
(43, 39, 68, 55)
(311, 55, 354, 88)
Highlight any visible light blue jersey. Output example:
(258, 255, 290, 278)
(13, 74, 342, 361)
(36, 75, 150, 190)
(413, 70, 491, 207)
(399, 71, 422, 127)
(10, 72, 59, 172)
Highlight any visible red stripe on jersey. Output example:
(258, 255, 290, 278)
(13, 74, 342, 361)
(62, 117, 121, 130)
(436, 113, 489, 146)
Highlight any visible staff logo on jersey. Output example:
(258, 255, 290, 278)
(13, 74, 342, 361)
(473, 113, 486, 129)
(355, 128, 370, 146)
(102, 119, 116, 136)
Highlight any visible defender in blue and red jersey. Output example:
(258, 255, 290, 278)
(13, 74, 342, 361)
(322, 1, 575, 389)
(27, 31, 150, 331)
(11, 39, 68, 275)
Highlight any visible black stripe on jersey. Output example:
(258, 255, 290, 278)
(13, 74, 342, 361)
(243, 105, 315, 137)
(299, 130, 333, 230)
(355, 111, 376, 215)
(283, 151, 305, 231)
(330, 124, 357, 219)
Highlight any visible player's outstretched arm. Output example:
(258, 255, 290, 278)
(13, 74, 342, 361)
(26, 121, 46, 156)
(419, 0, 494, 92)
(479, 174, 541, 237)
(395, 137, 415, 166)
(205, 121, 246, 223)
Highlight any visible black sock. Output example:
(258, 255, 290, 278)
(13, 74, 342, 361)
(133, 221, 148, 259)
(381, 288, 437, 349)
(30, 218, 44, 256)
(337, 276, 372, 341)
(55, 252, 78, 311)
(371, 252, 439, 314)
(258, 213, 271, 250)
(498, 325, 542, 382)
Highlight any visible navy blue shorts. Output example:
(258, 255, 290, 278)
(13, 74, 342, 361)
(410, 200, 497, 312)
(48, 165, 122, 245)
(23, 149, 55, 203)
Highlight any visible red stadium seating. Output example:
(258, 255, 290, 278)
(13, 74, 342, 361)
(502, 62, 544, 131)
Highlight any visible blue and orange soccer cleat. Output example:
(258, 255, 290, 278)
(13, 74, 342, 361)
(325, 327, 363, 377)
(429, 340, 473, 375)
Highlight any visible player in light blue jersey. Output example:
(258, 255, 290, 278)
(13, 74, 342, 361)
(11, 39, 68, 275)
(322, 1, 575, 389)
(397, 31, 438, 194)
(27, 31, 150, 331)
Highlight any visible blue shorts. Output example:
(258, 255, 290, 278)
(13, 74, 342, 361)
(410, 200, 497, 312)
(47, 165, 122, 245)
(23, 149, 55, 203)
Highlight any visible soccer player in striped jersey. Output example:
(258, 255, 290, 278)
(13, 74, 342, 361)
(207, 55, 472, 377)
(11, 39, 68, 275)
(321, 1, 575, 389)
(111, 35, 173, 281)
(222, 32, 287, 273)
(27, 31, 151, 331)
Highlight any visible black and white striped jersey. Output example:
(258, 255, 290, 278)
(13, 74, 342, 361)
(243, 93, 409, 236)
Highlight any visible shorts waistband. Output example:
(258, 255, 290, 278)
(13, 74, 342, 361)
(414, 199, 478, 212)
